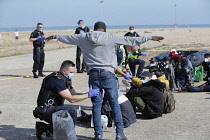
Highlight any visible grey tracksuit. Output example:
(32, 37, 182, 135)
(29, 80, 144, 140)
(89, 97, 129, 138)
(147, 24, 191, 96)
(55, 31, 152, 73)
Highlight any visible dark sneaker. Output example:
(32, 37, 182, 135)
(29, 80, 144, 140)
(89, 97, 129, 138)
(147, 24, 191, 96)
(77, 70, 83, 73)
(115, 133, 127, 140)
(33, 72, 38, 78)
(94, 135, 102, 140)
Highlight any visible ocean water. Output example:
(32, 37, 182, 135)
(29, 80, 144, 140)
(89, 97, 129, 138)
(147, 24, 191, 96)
(0, 24, 209, 32)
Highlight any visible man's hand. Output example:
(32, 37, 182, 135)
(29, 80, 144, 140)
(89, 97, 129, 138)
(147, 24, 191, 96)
(152, 36, 164, 42)
(36, 36, 42, 40)
(46, 35, 56, 41)
(88, 85, 100, 98)
(124, 75, 131, 80)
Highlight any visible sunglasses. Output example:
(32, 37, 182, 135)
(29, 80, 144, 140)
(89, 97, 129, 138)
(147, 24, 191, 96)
(38, 26, 42, 28)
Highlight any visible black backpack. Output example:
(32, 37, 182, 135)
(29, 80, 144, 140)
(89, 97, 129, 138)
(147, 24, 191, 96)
(163, 88, 175, 114)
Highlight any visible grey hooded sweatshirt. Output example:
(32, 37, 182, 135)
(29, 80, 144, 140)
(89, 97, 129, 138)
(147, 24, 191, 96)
(55, 31, 152, 74)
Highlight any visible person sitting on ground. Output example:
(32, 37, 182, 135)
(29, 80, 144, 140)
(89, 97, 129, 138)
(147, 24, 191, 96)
(124, 26, 140, 37)
(149, 66, 169, 88)
(126, 71, 165, 119)
(187, 81, 210, 92)
(33, 60, 99, 139)
(161, 57, 176, 91)
(149, 57, 158, 67)
(175, 58, 193, 92)
(178, 51, 193, 70)
(202, 53, 210, 82)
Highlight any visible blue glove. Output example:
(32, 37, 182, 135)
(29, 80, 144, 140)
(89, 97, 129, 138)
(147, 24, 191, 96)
(127, 70, 133, 76)
(124, 75, 131, 80)
(36, 36, 42, 40)
(141, 53, 147, 56)
(88, 85, 100, 97)
(42, 36, 46, 39)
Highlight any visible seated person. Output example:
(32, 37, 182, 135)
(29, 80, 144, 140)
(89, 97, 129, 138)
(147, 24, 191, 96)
(175, 58, 193, 91)
(187, 81, 210, 92)
(149, 57, 158, 67)
(149, 66, 169, 88)
(126, 45, 146, 77)
(33, 60, 99, 139)
(126, 71, 165, 119)
(202, 53, 210, 82)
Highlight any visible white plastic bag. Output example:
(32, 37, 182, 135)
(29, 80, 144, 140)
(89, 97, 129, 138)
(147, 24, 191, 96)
(52, 110, 77, 140)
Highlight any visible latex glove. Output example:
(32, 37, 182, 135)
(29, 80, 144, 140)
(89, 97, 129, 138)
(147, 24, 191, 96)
(36, 36, 42, 40)
(42, 36, 46, 39)
(127, 70, 133, 76)
(46, 35, 56, 41)
(124, 75, 131, 80)
(152, 36, 164, 42)
(141, 53, 147, 56)
(88, 85, 100, 97)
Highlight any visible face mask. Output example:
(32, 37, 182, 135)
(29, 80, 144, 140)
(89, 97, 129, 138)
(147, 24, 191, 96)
(130, 30, 134, 33)
(67, 73, 74, 79)
(149, 64, 155, 67)
(204, 58, 209, 62)
(127, 51, 132, 55)
(142, 80, 148, 84)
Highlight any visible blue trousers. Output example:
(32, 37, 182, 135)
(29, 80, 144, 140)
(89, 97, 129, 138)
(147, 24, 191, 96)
(89, 69, 124, 135)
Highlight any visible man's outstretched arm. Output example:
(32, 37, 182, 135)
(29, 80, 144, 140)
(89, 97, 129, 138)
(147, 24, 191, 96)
(46, 34, 81, 46)
(114, 34, 164, 46)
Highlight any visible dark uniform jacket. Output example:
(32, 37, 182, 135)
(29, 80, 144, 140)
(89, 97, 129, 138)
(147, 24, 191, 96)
(30, 29, 45, 47)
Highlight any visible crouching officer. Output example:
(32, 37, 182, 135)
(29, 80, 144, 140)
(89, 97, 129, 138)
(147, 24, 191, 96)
(33, 60, 99, 140)
(29, 23, 46, 78)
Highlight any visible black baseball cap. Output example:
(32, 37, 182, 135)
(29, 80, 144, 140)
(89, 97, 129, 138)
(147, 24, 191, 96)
(140, 71, 152, 78)
(149, 57, 158, 62)
(94, 21, 106, 32)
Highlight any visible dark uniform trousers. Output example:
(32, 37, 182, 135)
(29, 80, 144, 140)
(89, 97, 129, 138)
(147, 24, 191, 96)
(33, 47, 45, 73)
(76, 46, 85, 71)
(40, 106, 77, 132)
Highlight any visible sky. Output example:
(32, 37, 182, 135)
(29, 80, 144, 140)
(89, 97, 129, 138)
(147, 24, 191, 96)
(0, 0, 210, 28)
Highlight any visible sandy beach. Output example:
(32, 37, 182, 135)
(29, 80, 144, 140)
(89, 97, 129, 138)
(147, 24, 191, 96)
(0, 28, 210, 57)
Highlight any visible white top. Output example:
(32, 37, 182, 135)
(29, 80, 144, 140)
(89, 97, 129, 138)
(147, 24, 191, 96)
(15, 31, 19, 36)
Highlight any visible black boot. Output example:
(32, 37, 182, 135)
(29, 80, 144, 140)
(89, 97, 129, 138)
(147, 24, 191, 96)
(38, 71, 45, 77)
(33, 72, 38, 78)
(36, 122, 49, 140)
(115, 133, 127, 140)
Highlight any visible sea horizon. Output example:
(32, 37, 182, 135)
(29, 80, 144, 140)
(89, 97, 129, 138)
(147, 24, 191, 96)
(0, 24, 209, 32)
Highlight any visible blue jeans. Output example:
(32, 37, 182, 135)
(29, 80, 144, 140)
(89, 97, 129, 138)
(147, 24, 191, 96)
(89, 69, 124, 135)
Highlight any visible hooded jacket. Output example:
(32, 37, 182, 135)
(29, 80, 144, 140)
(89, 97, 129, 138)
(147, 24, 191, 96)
(55, 31, 152, 74)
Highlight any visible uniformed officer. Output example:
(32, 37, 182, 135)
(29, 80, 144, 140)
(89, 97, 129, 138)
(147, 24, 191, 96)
(29, 23, 46, 78)
(33, 60, 99, 139)
(74, 20, 90, 73)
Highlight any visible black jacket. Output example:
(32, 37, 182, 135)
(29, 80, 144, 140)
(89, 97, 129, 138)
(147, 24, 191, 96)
(124, 32, 140, 37)
(127, 80, 165, 118)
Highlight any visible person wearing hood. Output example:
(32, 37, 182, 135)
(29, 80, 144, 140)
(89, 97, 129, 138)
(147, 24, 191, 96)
(176, 58, 193, 91)
(124, 26, 140, 37)
(46, 21, 164, 140)
(126, 71, 165, 119)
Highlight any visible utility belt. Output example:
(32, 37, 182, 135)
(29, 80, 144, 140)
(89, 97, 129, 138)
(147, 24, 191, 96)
(33, 99, 54, 120)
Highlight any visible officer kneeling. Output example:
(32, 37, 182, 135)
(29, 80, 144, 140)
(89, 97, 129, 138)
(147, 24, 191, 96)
(33, 60, 99, 140)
